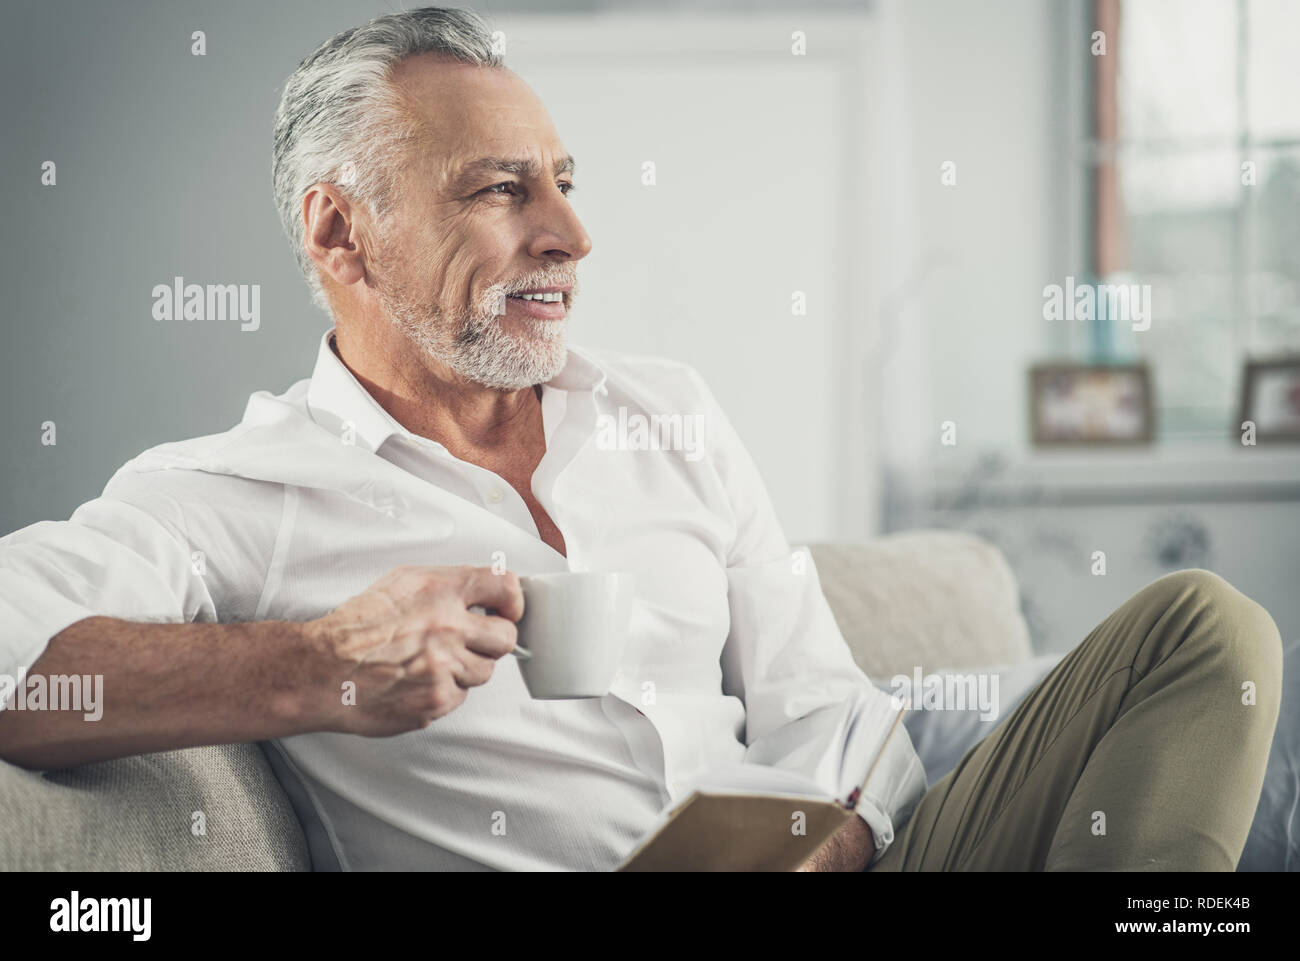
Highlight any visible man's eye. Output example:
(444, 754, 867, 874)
(478, 181, 576, 198)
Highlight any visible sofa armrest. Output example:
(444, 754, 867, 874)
(0, 742, 309, 871)
(809, 529, 1034, 678)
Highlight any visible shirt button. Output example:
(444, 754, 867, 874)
(487, 488, 505, 505)
(613, 670, 625, 684)
(669, 780, 680, 793)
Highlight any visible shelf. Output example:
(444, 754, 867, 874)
(900, 443, 1300, 507)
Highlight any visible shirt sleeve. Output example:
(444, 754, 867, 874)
(695, 369, 928, 867)
(0, 468, 217, 712)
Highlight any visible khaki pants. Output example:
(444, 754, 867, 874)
(868, 569, 1283, 871)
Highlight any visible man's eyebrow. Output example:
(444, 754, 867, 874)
(452, 155, 576, 187)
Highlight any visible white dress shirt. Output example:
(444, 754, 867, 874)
(0, 327, 927, 871)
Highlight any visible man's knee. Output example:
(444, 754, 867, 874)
(1152, 568, 1283, 680)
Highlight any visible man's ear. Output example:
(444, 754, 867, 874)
(302, 184, 369, 289)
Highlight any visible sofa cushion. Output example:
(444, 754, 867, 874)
(809, 530, 1034, 678)
(0, 742, 309, 871)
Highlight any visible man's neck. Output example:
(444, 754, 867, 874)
(331, 324, 542, 455)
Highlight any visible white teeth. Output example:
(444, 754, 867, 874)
(514, 291, 563, 302)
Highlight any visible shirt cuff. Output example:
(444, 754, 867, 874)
(851, 720, 928, 867)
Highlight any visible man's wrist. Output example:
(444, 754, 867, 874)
(842, 814, 875, 871)
(268, 619, 335, 734)
(799, 814, 875, 871)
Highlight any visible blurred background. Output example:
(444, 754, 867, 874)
(1, 0, 1297, 657)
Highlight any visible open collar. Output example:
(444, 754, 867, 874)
(304, 327, 608, 454)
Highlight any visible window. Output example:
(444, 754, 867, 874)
(1088, 0, 1300, 439)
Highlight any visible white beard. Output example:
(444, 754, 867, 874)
(379, 272, 571, 391)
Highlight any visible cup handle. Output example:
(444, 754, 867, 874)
(468, 604, 532, 660)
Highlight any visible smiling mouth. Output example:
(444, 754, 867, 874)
(503, 290, 569, 320)
(508, 291, 566, 304)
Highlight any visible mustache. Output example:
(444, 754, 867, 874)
(498, 268, 579, 297)
(468, 271, 579, 321)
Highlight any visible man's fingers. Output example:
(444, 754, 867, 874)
(454, 650, 498, 688)
(461, 609, 519, 659)
(402, 646, 492, 691)
(461, 568, 525, 622)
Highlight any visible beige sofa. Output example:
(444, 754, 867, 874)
(0, 529, 1033, 871)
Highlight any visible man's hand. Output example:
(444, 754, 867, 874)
(302, 565, 525, 736)
(796, 815, 875, 872)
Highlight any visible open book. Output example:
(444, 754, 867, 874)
(617, 694, 910, 871)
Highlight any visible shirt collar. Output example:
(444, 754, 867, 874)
(305, 327, 608, 454)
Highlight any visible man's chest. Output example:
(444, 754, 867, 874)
(479, 453, 568, 559)
(212, 445, 734, 678)
(443, 434, 567, 557)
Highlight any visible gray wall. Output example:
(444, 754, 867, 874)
(1, 0, 390, 534)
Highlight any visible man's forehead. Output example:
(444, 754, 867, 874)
(392, 55, 537, 124)
(390, 56, 570, 186)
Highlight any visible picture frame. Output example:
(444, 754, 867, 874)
(1029, 363, 1154, 446)
(1239, 357, 1300, 443)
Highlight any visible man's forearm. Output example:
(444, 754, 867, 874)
(0, 615, 322, 770)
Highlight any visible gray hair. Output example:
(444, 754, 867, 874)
(272, 7, 504, 315)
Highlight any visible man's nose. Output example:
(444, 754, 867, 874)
(527, 188, 593, 262)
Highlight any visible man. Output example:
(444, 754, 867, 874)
(0, 8, 1282, 872)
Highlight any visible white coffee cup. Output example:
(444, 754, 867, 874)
(513, 572, 633, 699)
